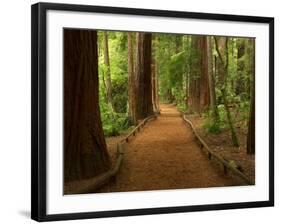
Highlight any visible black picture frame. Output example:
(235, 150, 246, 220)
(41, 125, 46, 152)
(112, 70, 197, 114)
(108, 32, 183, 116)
(31, 2, 274, 222)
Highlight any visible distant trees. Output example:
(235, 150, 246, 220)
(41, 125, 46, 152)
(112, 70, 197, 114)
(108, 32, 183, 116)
(64, 29, 111, 182)
(154, 34, 254, 148)
(97, 32, 255, 151)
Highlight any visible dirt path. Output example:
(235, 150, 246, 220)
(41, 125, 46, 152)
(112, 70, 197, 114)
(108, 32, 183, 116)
(98, 104, 244, 193)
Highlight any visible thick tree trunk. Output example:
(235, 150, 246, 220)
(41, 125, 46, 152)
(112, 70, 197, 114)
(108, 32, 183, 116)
(207, 36, 219, 123)
(135, 33, 154, 120)
(103, 31, 114, 111)
(247, 39, 255, 154)
(189, 36, 210, 113)
(127, 32, 137, 125)
(64, 29, 111, 183)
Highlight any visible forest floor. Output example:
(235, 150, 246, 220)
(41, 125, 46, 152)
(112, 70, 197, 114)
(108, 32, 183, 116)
(97, 104, 247, 193)
(188, 115, 255, 182)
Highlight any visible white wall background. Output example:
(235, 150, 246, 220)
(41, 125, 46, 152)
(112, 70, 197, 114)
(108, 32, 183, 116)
(0, 0, 279, 223)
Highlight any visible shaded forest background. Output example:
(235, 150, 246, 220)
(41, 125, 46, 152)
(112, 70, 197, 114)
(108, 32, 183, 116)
(64, 29, 255, 183)
(97, 31, 255, 149)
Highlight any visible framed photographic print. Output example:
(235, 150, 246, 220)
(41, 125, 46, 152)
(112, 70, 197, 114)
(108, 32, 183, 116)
(31, 2, 274, 222)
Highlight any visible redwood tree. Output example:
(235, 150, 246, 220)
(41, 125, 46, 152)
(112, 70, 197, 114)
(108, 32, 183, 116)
(199, 36, 210, 110)
(135, 32, 154, 120)
(64, 29, 111, 182)
(188, 36, 210, 113)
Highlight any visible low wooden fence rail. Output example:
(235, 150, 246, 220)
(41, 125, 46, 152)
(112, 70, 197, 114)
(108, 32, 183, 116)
(182, 114, 254, 185)
(65, 114, 157, 194)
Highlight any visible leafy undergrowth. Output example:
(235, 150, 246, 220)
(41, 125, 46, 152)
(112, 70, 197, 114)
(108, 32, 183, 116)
(100, 102, 133, 137)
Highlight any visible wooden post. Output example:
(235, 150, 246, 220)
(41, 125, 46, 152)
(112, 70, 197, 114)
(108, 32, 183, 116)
(208, 152, 212, 160)
(224, 165, 228, 174)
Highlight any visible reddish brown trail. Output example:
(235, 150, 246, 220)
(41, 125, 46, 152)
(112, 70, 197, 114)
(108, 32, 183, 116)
(98, 104, 244, 193)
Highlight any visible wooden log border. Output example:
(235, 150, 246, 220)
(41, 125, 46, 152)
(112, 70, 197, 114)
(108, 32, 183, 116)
(182, 114, 254, 185)
(65, 114, 157, 194)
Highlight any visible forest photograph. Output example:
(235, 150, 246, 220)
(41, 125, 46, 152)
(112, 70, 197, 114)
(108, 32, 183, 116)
(63, 29, 255, 195)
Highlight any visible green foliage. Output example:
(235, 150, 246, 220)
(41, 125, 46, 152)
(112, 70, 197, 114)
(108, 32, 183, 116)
(96, 30, 254, 141)
(203, 120, 221, 134)
(203, 100, 249, 134)
(98, 31, 130, 137)
(202, 108, 222, 134)
(156, 34, 189, 103)
(112, 77, 128, 113)
(217, 104, 227, 126)
(168, 51, 187, 86)
(176, 102, 188, 113)
(100, 102, 130, 137)
(236, 100, 250, 122)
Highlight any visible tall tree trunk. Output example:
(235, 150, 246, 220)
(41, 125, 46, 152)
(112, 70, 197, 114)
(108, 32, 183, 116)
(152, 35, 160, 112)
(214, 37, 239, 147)
(207, 36, 219, 123)
(189, 36, 210, 114)
(64, 29, 111, 183)
(103, 31, 114, 111)
(151, 63, 157, 111)
(247, 39, 255, 154)
(154, 49, 160, 111)
(217, 37, 226, 87)
(127, 32, 137, 125)
(189, 36, 201, 113)
(186, 36, 192, 109)
(135, 32, 154, 120)
(199, 36, 210, 110)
